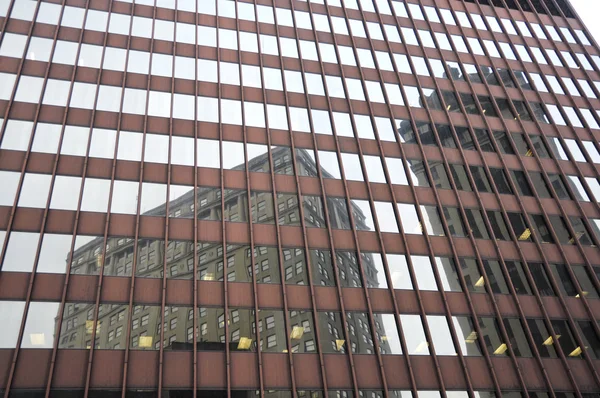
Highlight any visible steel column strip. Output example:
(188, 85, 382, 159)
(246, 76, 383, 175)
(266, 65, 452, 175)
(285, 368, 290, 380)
(0, 0, 17, 45)
(214, 2, 233, 397)
(543, 0, 600, 138)
(121, 1, 161, 396)
(41, 0, 119, 395)
(250, 0, 331, 395)
(440, 2, 584, 394)
(438, 0, 598, 392)
(0, 2, 75, 397)
(349, 3, 499, 398)
(254, 1, 331, 394)
(397, 2, 549, 396)
(264, 1, 363, 396)
(408, 1, 565, 396)
(365, 1, 510, 396)
(233, 1, 265, 395)
(405, 1, 558, 395)
(512, 0, 600, 220)
(468, 0, 600, 386)
(0, 0, 44, 252)
(517, 0, 600, 297)
(289, 0, 398, 395)
(318, 2, 470, 398)
(281, 1, 393, 396)
(157, 2, 180, 396)
(192, 0, 200, 395)
(382, 0, 534, 395)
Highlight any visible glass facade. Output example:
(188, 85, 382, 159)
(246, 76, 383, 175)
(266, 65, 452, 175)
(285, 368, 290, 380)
(0, 0, 599, 396)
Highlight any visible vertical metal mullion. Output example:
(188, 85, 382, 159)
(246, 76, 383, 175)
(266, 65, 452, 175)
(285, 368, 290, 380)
(157, 3, 178, 396)
(513, 0, 600, 288)
(192, 1, 200, 396)
(485, 0, 600, 374)
(484, 0, 600, 385)
(254, 1, 330, 395)
(0, 2, 76, 397)
(416, 2, 567, 397)
(516, 0, 600, 211)
(268, 2, 363, 396)
(0, 0, 45, 265)
(0, 0, 42, 145)
(382, 1, 529, 396)
(43, 0, 119, 395)
(440, 3, 583, 394)
(445, 0, 597, 392)
(331, 2, 475, 398)
(233, 2, 265, 396)
(214, 2, 232, 396)
(122, 1, 160, 396)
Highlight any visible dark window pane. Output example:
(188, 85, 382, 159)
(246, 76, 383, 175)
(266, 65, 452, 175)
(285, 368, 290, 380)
(442, 90, 460, 112)
(486, 210, 511, 241)
(512, 100, 532, 121)
(497, 68, 516, 88)
(478, 317, 507, 356)
(429, 161, 451, 189)
(548, 174, 571, 200)
(461, 93, 480, 115)
(569, 217, 594, 246)
(577, 321, 600, 359)
(527, 318, 558, 358)
(528, 172, 551, 198)
(503, 318, 533, 357)
(511, 171, 533, 196)
(465, 209, 490, 239)
(530, 102, 550, 124)
(474, 129, 495, 152)
(505, 261, 532, 295)
(483, 260, 510, 294)
(507, 212, 531, 242)
(529, 135, 551, 158)
(480, 65, 499, 85)
(459, 258, 485, 293)
(456, 126, 475, 150)
(514, 70, 531, 90)
(511, 133, 531, 156)
(493, 131, 515, 154)
(416, 122, 437, 146)
(530, 214, 554, 243)
(572, 265, 599, 299)
(443, 207, 466, 237)
(434, 124, 457, 148)
(551, 320, 582, 358)
(549, 263, 578, 296)
(310, 249, 335, 287)
(303, 195, 326, 228)
(327, 197, 352, 230)
(495, 98, 514, 119)
(490, 168, 513, 195)
(548, 215, 571, 245)
(336, 251, 362, 287)
(529, 262, 556, 296)
(471, 166, 492, 193)
(450, 164, 472, 192)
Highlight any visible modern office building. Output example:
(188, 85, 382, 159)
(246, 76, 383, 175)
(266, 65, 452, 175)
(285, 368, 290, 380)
(0, 0, 599, 396)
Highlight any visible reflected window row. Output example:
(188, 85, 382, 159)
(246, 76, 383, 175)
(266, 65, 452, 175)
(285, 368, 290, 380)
(3, 31, 599, 132)
(1, 228, 598, 303)
(1, 299, 598, 363)
(4, 0, 597, 80)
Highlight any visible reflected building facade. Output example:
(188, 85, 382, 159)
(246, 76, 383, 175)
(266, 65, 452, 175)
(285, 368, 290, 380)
(0, 0, 599, 397)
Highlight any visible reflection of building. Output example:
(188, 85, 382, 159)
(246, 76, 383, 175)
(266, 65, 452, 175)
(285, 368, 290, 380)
(58, 146, 389, 357)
